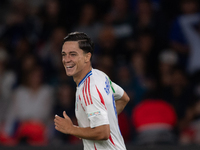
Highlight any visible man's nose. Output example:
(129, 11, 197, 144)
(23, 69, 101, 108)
(63, 55, 71, 63)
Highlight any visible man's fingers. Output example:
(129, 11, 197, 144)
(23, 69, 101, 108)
(54, 117, 61, 124)
(55, 126, 59, 130)
(54, 121, 60, 127)
(55, 124, 66, 134)
(54, 117, 64, 127)
(63, 111, 68, 119)
(55, 125, 62, 132)
(54, 115, 66, 123)
(54, 121, 65, 131)
(54, 112, 72, 135)
(55, 114, 63, 120)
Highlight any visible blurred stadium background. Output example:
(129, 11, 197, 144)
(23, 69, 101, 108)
(0, 0, 200, 149)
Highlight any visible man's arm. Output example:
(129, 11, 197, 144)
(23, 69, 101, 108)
(115, 91, 130, 115)
(54, 111, 110, 140)
(111, 81, 130, 115)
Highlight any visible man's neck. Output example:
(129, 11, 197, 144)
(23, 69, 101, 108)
(74, 66, 92, 86)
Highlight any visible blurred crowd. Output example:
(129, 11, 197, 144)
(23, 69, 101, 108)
(0, 0, 200, 146)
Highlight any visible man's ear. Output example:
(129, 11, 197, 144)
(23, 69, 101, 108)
(85, 52, 91, 62)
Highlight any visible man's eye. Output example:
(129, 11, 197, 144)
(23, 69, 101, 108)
(71, 54, 76, 56)
(62, 54, 66, 56)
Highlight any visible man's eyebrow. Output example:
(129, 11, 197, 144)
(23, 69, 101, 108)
(69, 51, 77, 54)
(61, 51, 77, 54)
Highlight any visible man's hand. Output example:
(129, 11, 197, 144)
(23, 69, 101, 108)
(54, 111, 110, 140)
(54, 111, 73, 134)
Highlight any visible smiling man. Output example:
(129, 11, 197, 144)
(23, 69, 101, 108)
(54, 32, 130, 150)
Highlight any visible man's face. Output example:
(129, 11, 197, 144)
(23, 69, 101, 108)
(62, 41, 88, 77)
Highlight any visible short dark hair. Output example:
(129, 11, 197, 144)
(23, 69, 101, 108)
(63, 32, 94, 59)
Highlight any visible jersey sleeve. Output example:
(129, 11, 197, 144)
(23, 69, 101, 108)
(110, 81, 124, 100)
(83, 85, 109, 128)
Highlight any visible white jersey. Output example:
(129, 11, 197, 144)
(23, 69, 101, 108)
(75, 68, 126, 150)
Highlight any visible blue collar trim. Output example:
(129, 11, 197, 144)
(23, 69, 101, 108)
(78, 70, 92, 87)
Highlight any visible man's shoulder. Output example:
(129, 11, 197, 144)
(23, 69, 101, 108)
(92, 68, 108, 79)
(90, 69, 111, 96)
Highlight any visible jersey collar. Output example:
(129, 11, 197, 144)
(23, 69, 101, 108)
(78, 69, 92, 87)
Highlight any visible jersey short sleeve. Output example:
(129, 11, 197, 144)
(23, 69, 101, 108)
(110, 82, 124, 100)
(84, 85, 109, 128)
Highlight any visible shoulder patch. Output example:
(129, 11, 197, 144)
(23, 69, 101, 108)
(88, 111, 101, 118)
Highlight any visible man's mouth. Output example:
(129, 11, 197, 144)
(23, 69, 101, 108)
(66, 65, 75, 69)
